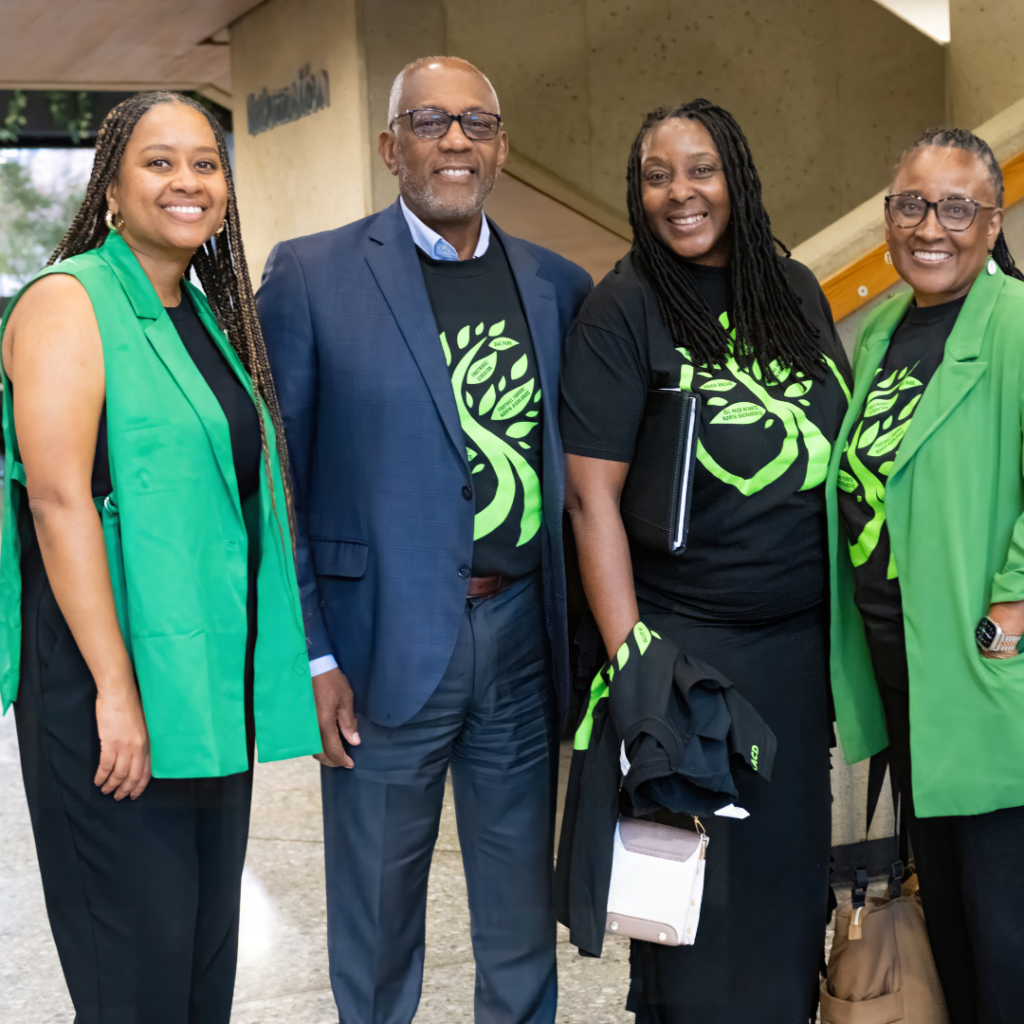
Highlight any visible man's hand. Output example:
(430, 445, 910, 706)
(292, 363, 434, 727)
(312, 667, 361, 768)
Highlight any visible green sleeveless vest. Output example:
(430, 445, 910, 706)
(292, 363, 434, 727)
(0, 234, 320, 777)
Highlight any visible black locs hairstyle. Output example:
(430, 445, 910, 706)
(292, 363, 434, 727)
(49, 91, 295, 533)
(627, 98, 823, 377)
(896, 126, 1024, 282)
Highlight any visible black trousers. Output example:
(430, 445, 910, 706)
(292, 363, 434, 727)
(14, 514, 254, 1024)
(878, 683, 1024, 1024)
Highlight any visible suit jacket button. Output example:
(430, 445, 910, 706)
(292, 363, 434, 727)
(461, 485, 473, 500)
(458, 565, 471, 578)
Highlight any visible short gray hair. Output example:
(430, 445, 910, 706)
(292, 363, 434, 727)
(387, 55, 500, 125)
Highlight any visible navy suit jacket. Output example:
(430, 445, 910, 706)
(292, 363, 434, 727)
(257, 200, 592, 727)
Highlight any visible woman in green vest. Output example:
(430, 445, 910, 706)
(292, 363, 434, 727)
(830, 127, 1024, 1023)
(0, 93, 321, 1022)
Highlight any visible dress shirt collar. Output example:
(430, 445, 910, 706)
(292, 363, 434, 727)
(399, 196, 490, 261)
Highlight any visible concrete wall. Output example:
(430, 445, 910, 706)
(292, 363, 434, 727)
(231, 0, 372, 282)
(444, 0, 946, 248)
(950, 0, 1024, 130)
(232, 0, 946, 280)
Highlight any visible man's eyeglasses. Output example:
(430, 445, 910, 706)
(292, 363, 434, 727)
(390, 108, 502, 142)
(885, 192, 998, 231)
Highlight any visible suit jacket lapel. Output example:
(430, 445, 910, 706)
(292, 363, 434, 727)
(364, 202, 466, 462)
(98, 235, 242, 520)
(492, 224, 561, 506)
(890, 270, 1002, 479)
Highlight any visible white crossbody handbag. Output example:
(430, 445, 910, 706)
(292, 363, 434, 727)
(605, 815, 709, 946)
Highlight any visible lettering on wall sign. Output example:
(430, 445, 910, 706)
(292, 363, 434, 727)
(247, 65, 330, 136)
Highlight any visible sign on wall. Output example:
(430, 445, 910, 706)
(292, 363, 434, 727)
(247, 65, 330, 136)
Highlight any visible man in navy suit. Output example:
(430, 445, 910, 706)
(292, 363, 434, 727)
(257, 55, 591, 1024)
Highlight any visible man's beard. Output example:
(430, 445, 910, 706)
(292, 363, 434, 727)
(397, 154, 495, 222)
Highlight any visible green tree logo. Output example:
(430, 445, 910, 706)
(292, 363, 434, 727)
(675, 313, 848, 496)
(442, 320, 542, 545)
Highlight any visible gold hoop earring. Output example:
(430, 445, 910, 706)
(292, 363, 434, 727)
(216, 221, 226, 236)
(105, 209, 121, 233)
(884, 250, 892, 265)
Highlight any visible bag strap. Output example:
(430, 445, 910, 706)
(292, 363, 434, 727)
(849, 749, 909, 939)
(849, 867, 870, 940)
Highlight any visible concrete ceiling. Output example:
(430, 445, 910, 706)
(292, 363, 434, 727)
(0, 0, 263, 103)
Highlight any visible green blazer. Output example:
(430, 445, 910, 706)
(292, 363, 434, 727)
(0, 234, 321, 777)
(828, 266, 1024, 818)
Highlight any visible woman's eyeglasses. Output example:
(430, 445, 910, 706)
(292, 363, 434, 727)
(390, 108, 502, 142)
(885, 192, 998, 231)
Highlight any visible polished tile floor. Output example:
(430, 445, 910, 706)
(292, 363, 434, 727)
(0, 711, 631, 1023)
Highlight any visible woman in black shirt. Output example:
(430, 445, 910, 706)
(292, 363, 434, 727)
(560, 99, 851, 1022)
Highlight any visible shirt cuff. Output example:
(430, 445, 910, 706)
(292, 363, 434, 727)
(309, 654, 339, 677)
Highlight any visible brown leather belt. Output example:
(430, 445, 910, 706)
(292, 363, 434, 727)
(467, 574, 515, 599)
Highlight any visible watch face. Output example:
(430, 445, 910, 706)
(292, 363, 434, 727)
(976, 617, 998, 649)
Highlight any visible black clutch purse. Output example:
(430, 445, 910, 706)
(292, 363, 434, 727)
(620, 389, 701, 554)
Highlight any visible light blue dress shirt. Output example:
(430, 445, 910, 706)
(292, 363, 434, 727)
(399, 195, 491, 259)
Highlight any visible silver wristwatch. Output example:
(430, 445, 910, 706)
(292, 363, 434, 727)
(975, 615, 1022, 654)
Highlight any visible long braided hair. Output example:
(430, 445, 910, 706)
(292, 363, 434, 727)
(626, 98, 823, 377)
(49, 91, 295, 537)
(895, 127, 1024, 282)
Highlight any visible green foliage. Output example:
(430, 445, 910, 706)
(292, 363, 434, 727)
(0, 92, 27, 144)
(0, 159, 85, 284)
(46, 91, 92, 144)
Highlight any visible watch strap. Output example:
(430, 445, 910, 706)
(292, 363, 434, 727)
(992, 630, 1022, 652)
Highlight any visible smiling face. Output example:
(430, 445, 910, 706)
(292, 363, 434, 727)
(378, 60, 508, 226)
(886, 146, 1003, 307)
(640, 117, 732, 266)
(105, 102, 228, 258)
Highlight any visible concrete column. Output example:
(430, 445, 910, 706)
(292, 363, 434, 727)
(360, 0, 446, 213)
(950, 0, 1024, 129)
(230, 0, 373, 284)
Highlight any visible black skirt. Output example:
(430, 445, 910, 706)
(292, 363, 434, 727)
(628, 603, 832, 1024)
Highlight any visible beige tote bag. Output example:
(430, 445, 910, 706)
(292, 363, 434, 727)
(820, 882, 949, 1024)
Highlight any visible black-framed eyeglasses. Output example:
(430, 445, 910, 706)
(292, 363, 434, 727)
(884, 192, 998, 231)
(390, 108, 502, 141)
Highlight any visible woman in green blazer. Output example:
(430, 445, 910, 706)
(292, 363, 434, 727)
(0, 94, 320, 1021)
(829, 128, 1024, 1023)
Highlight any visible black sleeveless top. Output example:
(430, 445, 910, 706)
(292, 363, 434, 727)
(92, 292, 261, 501)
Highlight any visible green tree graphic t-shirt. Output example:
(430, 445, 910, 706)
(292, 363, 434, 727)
(836, 296, 964, 689)
(418, 237, 543, 579)
(561, 254, 852, 622)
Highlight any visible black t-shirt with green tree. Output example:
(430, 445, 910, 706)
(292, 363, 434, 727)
(836, 296, 964, 689)
(560, 254, 852, 623)
(418, 237, 543, 579)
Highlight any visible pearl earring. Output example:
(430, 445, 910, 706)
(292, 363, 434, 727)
(988, 257, 998, 275)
